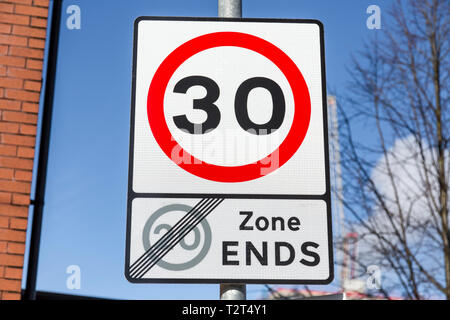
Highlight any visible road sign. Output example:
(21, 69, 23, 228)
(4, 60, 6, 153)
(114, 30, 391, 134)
(126, 17, 333, 284)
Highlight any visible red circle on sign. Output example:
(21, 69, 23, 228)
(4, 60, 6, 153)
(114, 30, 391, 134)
(147, 32, 311, 183)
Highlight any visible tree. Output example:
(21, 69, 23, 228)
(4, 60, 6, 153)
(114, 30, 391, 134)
(338, 0, 449, 299)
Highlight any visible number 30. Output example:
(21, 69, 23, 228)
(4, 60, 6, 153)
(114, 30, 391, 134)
(172, 76, 286, 135)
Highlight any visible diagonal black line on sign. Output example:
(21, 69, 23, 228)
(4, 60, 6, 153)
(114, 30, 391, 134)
(133, 198, 224, 279)
(131, 198, 222, 278)
(130, 198, 209, 273)
(130, 198, 214, 277)
(130, 198, 224, 279)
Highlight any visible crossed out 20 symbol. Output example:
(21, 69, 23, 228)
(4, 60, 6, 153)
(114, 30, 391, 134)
(142, 204, 212, 271)
(147, 31, 312, 183)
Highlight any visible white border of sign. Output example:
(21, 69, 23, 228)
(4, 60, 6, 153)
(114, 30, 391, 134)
(125, 17, 333, 284)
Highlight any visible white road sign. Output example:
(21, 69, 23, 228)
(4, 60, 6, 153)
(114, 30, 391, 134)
(126, 17, 333, 284)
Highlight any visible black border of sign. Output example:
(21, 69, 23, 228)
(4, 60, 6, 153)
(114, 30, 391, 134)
(125, 16, 333, 285)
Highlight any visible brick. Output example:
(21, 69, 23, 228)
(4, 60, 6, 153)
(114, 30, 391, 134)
(0, 203, 28, 217)
(30, 17, 46, 28)
(15, 4, 48, 17)
(12, 193, 28, 205)
(7, 241, 26, 254)
(19, 123, 37, 135)
(17, 146, 34, 158)
(28, 37, 44, 49)
(0, 241, 6, 252)
(2, 111, 38, 124)
(0, 180, 31, 194)
(33, 0, 49, 7)
(0, 13, 30, 26)
(9, 219, 28, 233)
(9, 46, 43, 59)
(3, 0, 32, 5)
(0, 66, 6, 76)
(0, 191, 11, 203)
(0, 99, 21, 111)
(4, 267, 22, 279)
(7, 67, 41, 80)
(0, 216, 8, 228)
(14, 169, 32, 181)
(0, 34, 27, 47)
(5, 89, 40, 102)
(0, 253, 23, 267)
(2, 111, 38, 125)
(0, 3, 14, 14)
(0, 168, 14, 179)
(23, 80, 40, 92)
(0, 122, 20, 134)
(2, 292, 21, 300)
(0, 156, 33, 170)
(12, 25, 46, 39)
(0, 278, 21, 292)
(26, 59, 42, 70)
(0, 77, 23, 88)
(1, 133, 36, 147)
(0, 23, 12, 34)
(21, 102, 39, 113)
(0, 144, 17, 156)
(0, 228, 26, 242)
(0, 44, 8, 54)
(0, 56, 26, 68)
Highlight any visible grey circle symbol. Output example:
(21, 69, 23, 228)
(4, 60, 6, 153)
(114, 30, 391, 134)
(142, 204, 212, 271)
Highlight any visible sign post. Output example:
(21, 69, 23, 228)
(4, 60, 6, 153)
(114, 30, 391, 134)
(218, 0, 246, 301)
(125, 13, 333, 298)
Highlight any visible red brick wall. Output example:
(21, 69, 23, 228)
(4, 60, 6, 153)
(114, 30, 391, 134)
(0, 0, 49, 300)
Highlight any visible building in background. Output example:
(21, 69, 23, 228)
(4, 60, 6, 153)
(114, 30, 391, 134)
(0, 0, 49, 300)
(265, 287, 403, 300)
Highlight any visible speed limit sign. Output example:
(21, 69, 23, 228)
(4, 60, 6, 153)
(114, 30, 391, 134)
(126, 17, 333, 284)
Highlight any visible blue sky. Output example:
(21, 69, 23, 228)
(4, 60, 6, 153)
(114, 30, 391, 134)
(23, 0, 389, 299)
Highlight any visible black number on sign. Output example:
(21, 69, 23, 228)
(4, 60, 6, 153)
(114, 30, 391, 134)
(172, 76, 286, 135)
(235, 77, 285, 135)
(173, 76, 221, 134)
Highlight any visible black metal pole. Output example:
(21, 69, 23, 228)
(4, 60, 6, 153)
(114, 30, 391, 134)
(24, 0, 63, 300)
